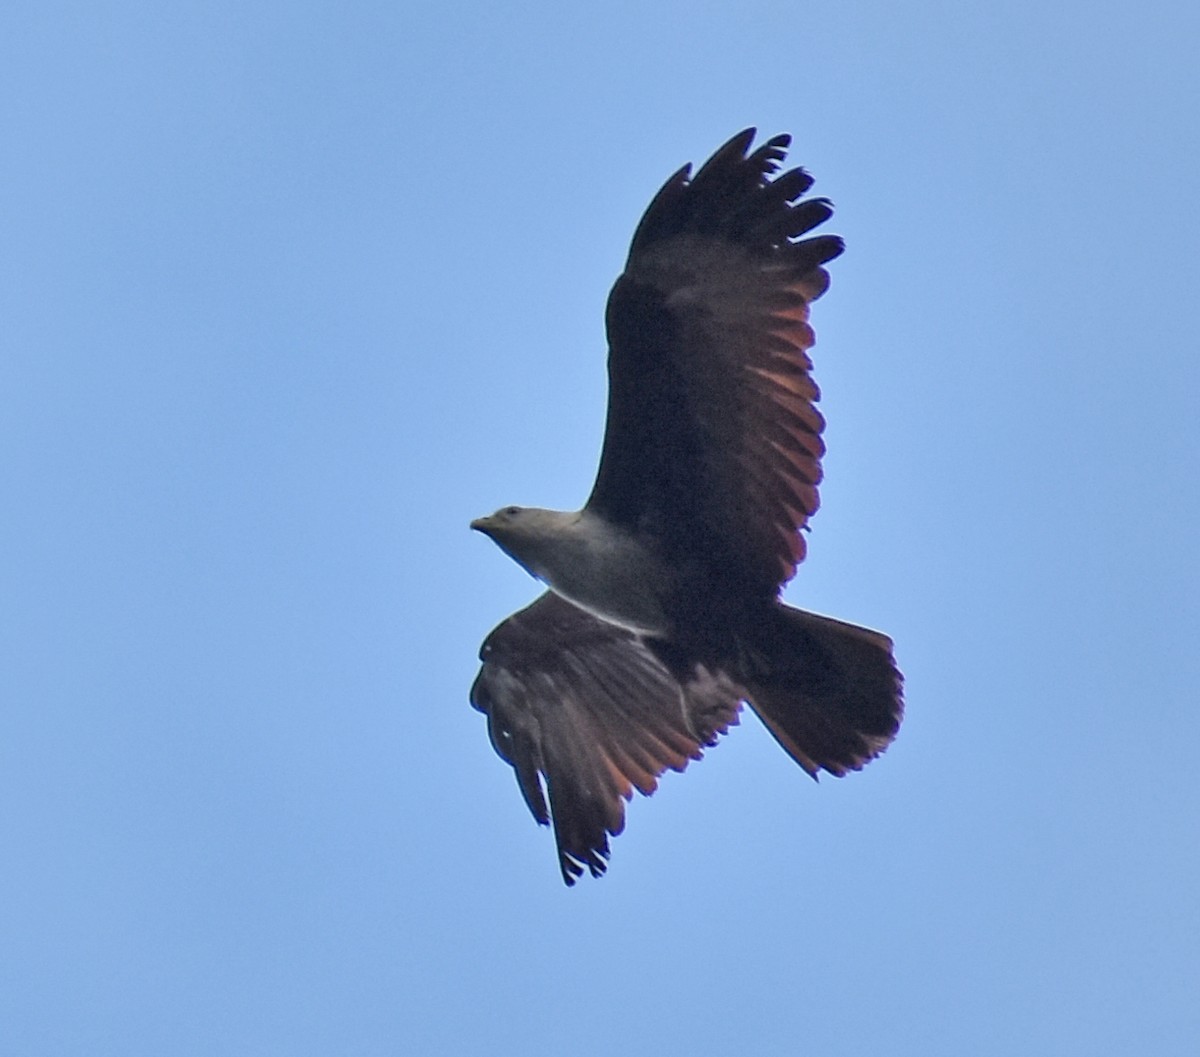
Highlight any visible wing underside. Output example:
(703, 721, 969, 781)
(470, 592, 743, 884)
(589, 130, 841, 598)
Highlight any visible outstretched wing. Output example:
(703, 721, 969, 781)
(588, 129, 841, 600)
(470, 592, 743, 885)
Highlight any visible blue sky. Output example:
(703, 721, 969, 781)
(3, 1, 1198, 1054)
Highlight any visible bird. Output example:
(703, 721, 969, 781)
(470, 129, 902, 885)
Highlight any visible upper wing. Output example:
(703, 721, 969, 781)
(588, 129, 842, 600)
(470, 592, 743, 885)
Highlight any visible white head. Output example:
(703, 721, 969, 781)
(470, 506, 579, 581)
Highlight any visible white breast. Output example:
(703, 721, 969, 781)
(531, 510, 674, 636)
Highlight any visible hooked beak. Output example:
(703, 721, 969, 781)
(470, 516, 493, 535)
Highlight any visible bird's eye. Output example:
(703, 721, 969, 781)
(504, 506, 520, 517)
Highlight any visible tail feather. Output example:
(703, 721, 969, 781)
(743, 605, 903, 778)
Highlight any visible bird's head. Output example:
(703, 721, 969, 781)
(471, 505, 579, 581)
(470, 505, 527, 544)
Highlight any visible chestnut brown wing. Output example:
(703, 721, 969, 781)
(470, 592, 743, 885)
(588, 130, 841, 599)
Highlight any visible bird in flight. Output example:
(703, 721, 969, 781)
(470, 129, 902, 885)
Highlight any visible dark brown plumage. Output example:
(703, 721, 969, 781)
(471, 130, 902, 885)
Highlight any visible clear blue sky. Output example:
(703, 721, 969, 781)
(3, 1, 1198, 1054)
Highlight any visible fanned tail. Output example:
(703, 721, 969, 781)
(742, 604, 903, 778)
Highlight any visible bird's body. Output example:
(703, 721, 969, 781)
(471, 130, 903, 884)
(472, 507, 674, 636)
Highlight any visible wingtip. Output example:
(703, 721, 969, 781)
(691, 128, 759, 185)
(559, 849, 608, 887)
(750, 132, 793, 176)
(728, 126, 759, 153)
